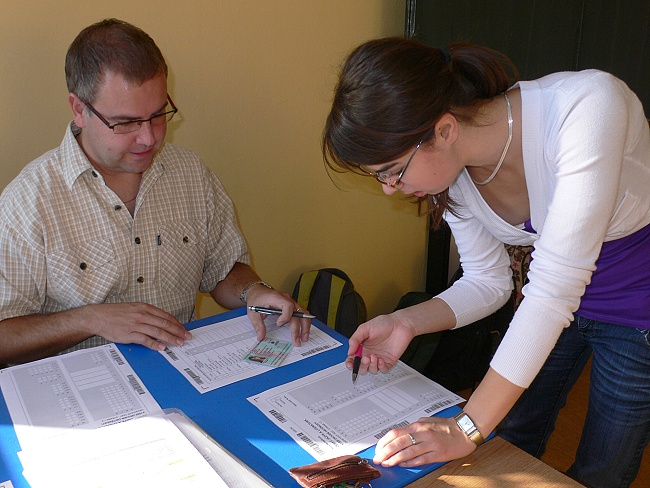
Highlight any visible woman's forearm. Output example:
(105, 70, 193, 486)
(394, 297, 457, 337)
(463, 367, 526, 438)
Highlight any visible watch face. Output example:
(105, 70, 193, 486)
(456, 412, 484, 446)
(458, 415, 473, 430)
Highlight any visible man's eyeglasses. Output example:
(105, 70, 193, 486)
(79, 94, 178, 134)
(360, 137, 424, 188)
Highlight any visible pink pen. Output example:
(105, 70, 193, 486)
(352, 344, 363, 383)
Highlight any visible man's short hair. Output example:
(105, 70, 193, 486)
(65, 18, 168, 103)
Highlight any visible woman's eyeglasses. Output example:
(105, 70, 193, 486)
(359, 138, 423, 188)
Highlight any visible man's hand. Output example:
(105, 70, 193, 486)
(79, 302, 192, 351)
(0, 302, 192, 365)
(245, 285, 311, 346)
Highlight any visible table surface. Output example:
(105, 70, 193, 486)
(406, 436, 583, 487)
(1, 309, 582, 487)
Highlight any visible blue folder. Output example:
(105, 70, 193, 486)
(0, 308, 461, 487)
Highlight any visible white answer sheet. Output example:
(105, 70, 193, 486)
(159, 314, 342, 393)
(0, 343, 160, 450)
(248, 361, 464, 461)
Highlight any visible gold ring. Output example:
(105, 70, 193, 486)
(408, 433, 417, 445)
(296, 307, 303, 312)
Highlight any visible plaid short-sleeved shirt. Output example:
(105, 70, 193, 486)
(0, 123, 249, 352)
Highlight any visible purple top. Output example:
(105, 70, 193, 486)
(524, 221, 650, 329)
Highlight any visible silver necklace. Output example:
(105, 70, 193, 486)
(472, 92, 513, 186)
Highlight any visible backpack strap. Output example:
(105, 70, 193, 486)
(292, 268, 366, 334)
(295, 270, 319, 312)
(327, 274, 346, 329)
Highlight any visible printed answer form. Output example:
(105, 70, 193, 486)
(159, 314, 342, 393)
(0, 343, 160, 450)
(248, 362, 464, 461)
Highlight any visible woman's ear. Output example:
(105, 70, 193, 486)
(435, 113, 459, 146)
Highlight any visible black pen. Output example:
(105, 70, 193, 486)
(248, 306, 316, 319)
(352, 344, 363, 383)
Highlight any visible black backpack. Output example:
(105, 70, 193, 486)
(292, 268, 367, 338)
(396, 267, 514, 393)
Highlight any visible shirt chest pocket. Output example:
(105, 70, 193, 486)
(157, 220, 206, 295)
(48, 239, 128, 308)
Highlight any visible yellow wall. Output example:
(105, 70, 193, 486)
(0, 1, 428, 320)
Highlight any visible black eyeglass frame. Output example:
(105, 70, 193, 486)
(79, 94, 178, 134)
(359, 137, 424, 188)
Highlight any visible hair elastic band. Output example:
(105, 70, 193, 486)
(439, 45, 451, 64)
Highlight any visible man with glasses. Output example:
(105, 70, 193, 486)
(0, 19, 310, 365)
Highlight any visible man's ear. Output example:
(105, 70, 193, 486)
(435, 113, 459, 147)
(68, 93, 87, 128)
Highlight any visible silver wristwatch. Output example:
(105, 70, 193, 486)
(454, 411, 485, 446)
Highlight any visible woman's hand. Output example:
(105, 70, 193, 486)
(373, 416, 477, 468)
(345, 297, 455, 375)
(373, 369, 527, 468)
(345, 311, 417, 374)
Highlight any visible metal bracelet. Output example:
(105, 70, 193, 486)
(239, 280, 272, 304)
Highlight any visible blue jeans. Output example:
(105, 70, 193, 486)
(497, 316, 650, 488)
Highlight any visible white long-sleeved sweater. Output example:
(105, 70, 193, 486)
(437, 70, 650, 387)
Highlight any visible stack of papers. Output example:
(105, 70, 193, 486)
(0, 344, 270, 488)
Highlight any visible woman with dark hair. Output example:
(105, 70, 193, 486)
(323, 37, 650, 488)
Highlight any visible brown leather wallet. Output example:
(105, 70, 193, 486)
(289, 454, 381, 488)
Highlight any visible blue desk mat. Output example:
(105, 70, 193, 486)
(120, 308, 461, 487)
(0, 308, 462, 487)
(0, 408, 26, 487)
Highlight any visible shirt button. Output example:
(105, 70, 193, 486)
(134, 237, 141, 244)
(183, 236, 189, 244)
(91, 171, 98, 178)
(137, 276, 144, 283)
(79, 262, 87, 270)
(114, 205, 122, 211)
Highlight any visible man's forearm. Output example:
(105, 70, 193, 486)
(0, 309, 92, 365)
(210, 262, 264, 309)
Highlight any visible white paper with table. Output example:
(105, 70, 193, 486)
(0, 343, 160, 449)
(248, 361, 464, 460)
(0, 344, 269, 488)
(159, 314, 342, 393)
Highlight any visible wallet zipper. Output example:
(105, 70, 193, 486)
(307, 457, 369, 486)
